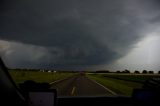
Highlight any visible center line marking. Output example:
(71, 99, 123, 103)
(71, 86, 76, 96)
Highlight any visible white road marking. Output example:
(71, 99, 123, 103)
(71, 86, 76, 96)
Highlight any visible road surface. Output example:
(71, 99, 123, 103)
(50, 74, 115, 96)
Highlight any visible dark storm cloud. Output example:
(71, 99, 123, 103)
(1, 0, 160, 69)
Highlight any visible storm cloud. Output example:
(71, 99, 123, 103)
(0, 0, 160, 70)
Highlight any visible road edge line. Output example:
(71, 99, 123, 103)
(88, 77, 117, 95)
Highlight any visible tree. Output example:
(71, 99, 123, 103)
(116, 71, 121, 73)
(142, 70, 148, 74)
(122, 69, 130, 73)
(148, 71, 154, 74)
(158, 71, 160, 74)
(96, 70, 110, 73)
(134, 70, 140, 74)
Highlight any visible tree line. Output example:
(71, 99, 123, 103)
(95, 69, 160, 74)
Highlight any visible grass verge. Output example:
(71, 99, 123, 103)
(87, 74, 143, 96)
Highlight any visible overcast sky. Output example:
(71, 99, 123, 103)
(0, 0, 160, 71)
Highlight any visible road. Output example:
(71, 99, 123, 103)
(50, 74, 115, 96)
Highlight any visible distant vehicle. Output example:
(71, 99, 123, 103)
(80, 71, 86, 76)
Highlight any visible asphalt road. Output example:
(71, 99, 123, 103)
(50, 74, 115, 96)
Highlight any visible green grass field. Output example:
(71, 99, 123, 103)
(87, 73, 160, 96)
(9, 70, 160, 96)
(9, 70, 77, 84)
(101, 74, 160, 83)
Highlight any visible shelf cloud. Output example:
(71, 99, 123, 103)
(0, 0, 160, 70)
